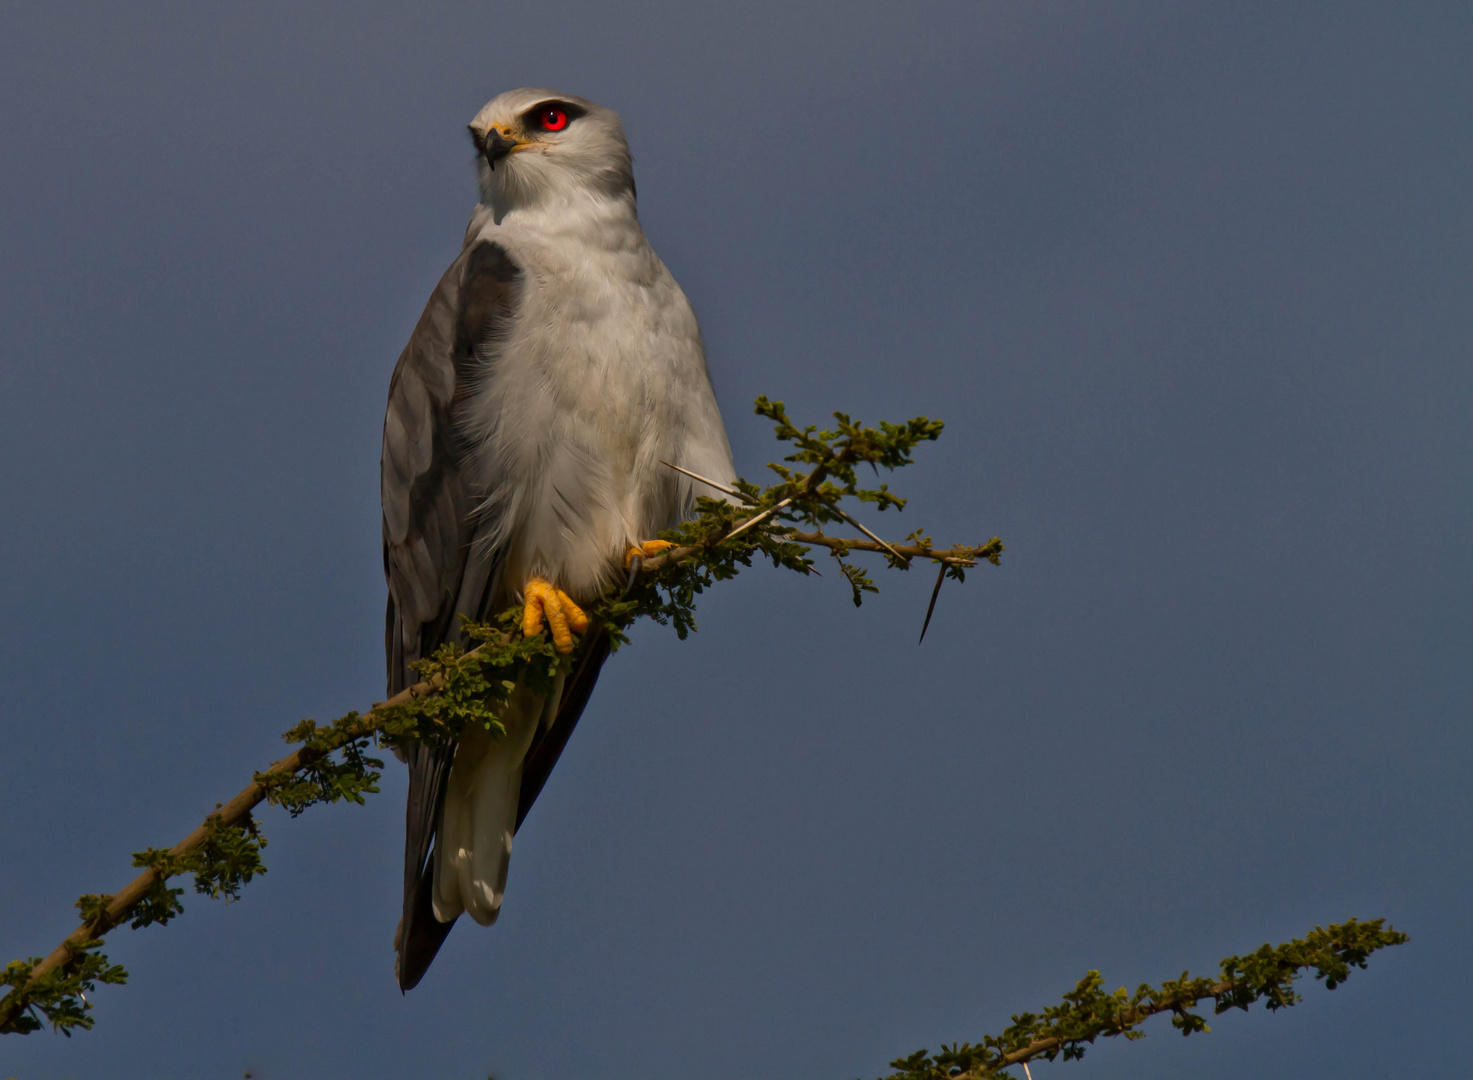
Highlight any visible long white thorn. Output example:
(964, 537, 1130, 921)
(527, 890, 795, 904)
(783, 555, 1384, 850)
(834, 506, 909, 564)
(724, 497, 794, 540)
(659, 460, 750, 501)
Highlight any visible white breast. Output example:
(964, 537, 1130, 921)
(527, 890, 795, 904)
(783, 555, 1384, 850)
(456, 196, 735, 599)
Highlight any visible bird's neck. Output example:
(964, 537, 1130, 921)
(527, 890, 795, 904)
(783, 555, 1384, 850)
(483, 173, 637, 227)
(489, 190, 643, 252)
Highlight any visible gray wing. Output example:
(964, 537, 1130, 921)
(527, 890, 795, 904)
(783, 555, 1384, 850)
(383, 239, 520, 692)
(383, 237, 518, 988)
(383, 237, 612, 990)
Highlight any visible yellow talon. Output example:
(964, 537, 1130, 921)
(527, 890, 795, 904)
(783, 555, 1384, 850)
(623, 539, 676, 568)
(521, 577, 589, 654)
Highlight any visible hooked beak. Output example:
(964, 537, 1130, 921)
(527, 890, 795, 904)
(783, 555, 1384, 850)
(483, 130, 517, 170)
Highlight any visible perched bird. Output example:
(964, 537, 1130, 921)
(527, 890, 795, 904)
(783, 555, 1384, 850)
(381, 89, 736, 990)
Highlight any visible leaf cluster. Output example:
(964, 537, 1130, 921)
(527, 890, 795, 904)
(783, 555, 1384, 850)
(1, 818, 269, 1035)
(599, 492, 816, 640)
(258, 712, 384, 818)
(882, 918, 1410, 1080)
(755, 395, 943, 497)
(255, 612, 567, 821)
(377, 615, 566, 748)
(751, 397, 941, 602)
(0, 949, 126, 1037)
(600, 397, 975, 628)
(116, 814, 272, 932)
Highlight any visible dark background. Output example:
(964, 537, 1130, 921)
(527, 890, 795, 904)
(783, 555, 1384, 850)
(3, 3, 1470, 1077)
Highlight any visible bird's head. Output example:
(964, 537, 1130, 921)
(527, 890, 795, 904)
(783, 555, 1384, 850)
(468, 88, 634, 217)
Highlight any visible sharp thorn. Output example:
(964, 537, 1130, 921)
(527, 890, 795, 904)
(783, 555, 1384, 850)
(919, 562, 946, 644)
(659, 460, 748, 501)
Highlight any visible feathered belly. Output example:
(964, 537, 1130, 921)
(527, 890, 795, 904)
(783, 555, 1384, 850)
(455, 240, 720, 603)
(460, 361, 691, 601)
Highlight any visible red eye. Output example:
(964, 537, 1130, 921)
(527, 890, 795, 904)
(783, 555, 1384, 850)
(540, 107, 569, 132)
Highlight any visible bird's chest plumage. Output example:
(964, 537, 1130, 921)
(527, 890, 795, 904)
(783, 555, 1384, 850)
(455, 205, 706, 597)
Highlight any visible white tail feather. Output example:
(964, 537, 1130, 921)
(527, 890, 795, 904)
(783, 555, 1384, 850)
(431, 673, 565, 926)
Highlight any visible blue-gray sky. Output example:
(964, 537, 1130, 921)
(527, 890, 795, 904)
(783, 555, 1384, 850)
(3, 2, 1470, 1077)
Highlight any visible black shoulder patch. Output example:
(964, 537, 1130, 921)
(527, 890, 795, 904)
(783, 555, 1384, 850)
(453, 241, 521, 361)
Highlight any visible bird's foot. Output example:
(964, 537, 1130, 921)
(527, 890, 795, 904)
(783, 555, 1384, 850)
(623, 539, 676, 568)
(522, 577, 589, 654)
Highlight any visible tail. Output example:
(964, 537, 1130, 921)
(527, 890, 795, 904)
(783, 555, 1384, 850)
(394, 632, 611, 990)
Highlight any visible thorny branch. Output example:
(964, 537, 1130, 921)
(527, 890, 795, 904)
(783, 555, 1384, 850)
(5, 397, 994, 1036)
(6, 396, 982, 1035)
(880, 918, 1409, 1080)
(7, 397, 1404, 1070)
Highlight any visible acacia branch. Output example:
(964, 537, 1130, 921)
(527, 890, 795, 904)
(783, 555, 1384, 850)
(881, 918, 1409, 1080)
(638, 531, 998, 574)
(0, 645, 489, 1034)
(4, 398, 999, 1035)
(972, 984, 1230, 1079)
(788, 531, 997, 567)
(3, 459, 973, 1031)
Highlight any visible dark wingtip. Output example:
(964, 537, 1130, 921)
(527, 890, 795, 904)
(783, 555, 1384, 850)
(396, 863, 458, 992)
